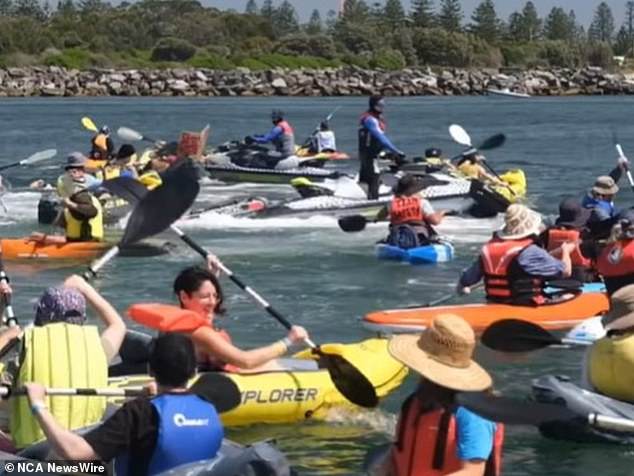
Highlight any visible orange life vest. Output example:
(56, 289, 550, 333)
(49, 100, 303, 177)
(546, 228, 591, 268)
(195, 327, 238, 373)
(391, 196, 425, 225)
(391, 394, 504, 476)
(597, 240, 634, 296)
(480, 237, 545, 304)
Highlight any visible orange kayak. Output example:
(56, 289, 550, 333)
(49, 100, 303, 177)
(0, 239, 110, 260)
(363, 292, 609, 333)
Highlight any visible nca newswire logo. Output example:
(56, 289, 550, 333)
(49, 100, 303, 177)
(4, 460, 106, 474)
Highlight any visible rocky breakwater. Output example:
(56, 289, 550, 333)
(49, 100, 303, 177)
(1, 65, 634, 97)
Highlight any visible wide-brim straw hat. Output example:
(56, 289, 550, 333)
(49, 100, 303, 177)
(497, 204, 542, 240)
(592, 175, 619, 195)
(388, 314, 492, 392)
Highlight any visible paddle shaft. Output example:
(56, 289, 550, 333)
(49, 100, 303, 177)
(419, 282, 484, 308)
(0, 385, 146, 399)
(171, 226, 318, 348)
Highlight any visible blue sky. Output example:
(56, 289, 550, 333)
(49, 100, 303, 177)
(204, 1, 627, 27)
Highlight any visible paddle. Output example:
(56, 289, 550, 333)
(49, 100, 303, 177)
(481, 319, 595, 353)
(615, 143, 634, 192)
(117, 126, 157, 144)
(4, 373, 241, 412)
(301, 106, 341, 148)
(404, 282, 485, 310)
(0, 149, 57, 172)
(102, 178, 379, 408)
(81, 116, 98, 133)
(456, 391, 634, 432)
(84, 160, 200, 278)
(338, 209, 461, 233)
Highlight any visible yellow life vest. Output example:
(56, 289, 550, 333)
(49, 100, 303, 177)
(56, 175, 85, 199)
(94, 165, 121, 181)
(589, 333, 634, 402)
(457, 162, 482, 179)
(138, 171, 162, 190)
(10, 323, 108, 448)
(64, 194, 104, 241)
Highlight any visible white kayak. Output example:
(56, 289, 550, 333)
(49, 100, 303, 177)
(486, 88, 531, 99)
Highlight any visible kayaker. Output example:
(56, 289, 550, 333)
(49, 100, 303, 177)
(586, 284, 634, 402)
(456, 152, 505, 186)
(94, 144, 139, 182)
(29, 187, 104, 245)
(372, 314, 503, 476)
(245, 109, 299, 169)
(56, 152, 101, 199)
(90, 125, 114, 161)
(174, 260, 310, 372)
(311, 121, 337, 153)
(24, 333, 224, 475)
(376, 174, 448, 248)
(458, 204, 575, 305)
(542, 196, 595, 283)
(596, 209, 634, 296)
(4, 274, 127, 450)
(358, 95, 406, 200)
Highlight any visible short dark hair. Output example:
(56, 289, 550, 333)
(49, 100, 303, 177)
(149, 333, 197, 387)
(173, 266, 225, 314)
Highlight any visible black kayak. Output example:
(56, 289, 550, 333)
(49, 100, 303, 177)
(532, 375, 634, 444)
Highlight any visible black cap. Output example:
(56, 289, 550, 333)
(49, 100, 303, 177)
(425, 148, 442, 158)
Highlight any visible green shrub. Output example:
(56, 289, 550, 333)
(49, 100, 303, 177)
(370, 48, 406, 70)
(151, 37, 196, 62)
(413, 28, 475, 67)
(585, 41, 615, 69)
(42, 47, 93, 68)
(274, 34, 337, 59)
(188, 53, 235, 69)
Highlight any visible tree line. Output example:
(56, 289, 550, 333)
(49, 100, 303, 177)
(0, 0, 631, 70)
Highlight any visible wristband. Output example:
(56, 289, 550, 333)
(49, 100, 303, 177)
(30, 401, 47, 416)
(281, 337, 292, 349)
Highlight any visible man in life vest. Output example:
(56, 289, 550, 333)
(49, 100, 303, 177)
(90, 125, 114, 161)
(586, 284, 634, 403)
(245, 110, 299, 169)
(358, 95, 406, 200)
(377, 174, 449, 249)
(6, 275, 127, 449)
(542, 196, 595, 282)
(55, 152, 100, 199)
(596, 209, 634, 296)
(24, 332, 224, 475)
(95, 144, 138, 182)
(372, 314, 503, 476)
(458, 204, 575, 305)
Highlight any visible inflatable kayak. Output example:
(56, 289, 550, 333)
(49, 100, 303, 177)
(0, 238, 172, 261)
(363, 285, 609, 333)
(108, 338, 408, 426)
(6, 439, 294, 476)
(532, 375, 634, 445)
(38, 193, 131, 226)
(376, 242, 454, 264)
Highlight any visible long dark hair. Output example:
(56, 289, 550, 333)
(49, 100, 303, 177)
(173, 266, 225, 314)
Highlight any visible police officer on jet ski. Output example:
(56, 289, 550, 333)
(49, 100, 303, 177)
(358, 95, 405, 200)
(245, 110, 299, 170)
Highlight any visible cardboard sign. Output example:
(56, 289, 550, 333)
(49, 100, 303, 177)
(177, 124, 210, 161)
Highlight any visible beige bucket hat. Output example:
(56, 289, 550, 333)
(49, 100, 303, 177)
(497, 204, 542, 240)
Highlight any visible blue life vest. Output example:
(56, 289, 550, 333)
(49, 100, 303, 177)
(582, 194, 615, 219)
(115, 394, 223, 476)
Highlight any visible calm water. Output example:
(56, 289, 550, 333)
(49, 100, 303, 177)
(1, 96, 633, 475)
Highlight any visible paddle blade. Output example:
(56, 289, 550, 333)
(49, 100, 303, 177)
(23, 149, 57, 165)
(456, 391, 578, 426)
(449, 124, 472, 147)
(102, 176, 148, 204)
(190, 373, 241, 413)
(481, 319, 561, 352)
(120, 159, 199, 246)
(128, 303, 208, 332)
(81, 116, 98, 132)
(118, 126, 144, 142)
(317, 351, 379, 408)
(478, 134, 506, 151)
(338, 215, 368, 232)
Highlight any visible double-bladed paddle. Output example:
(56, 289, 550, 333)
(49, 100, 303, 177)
(338, 209, 460, 233)
(102, 176, 379, 408)
(81, 116, 98, 133)
(84, 160, 200, 278)
(117, 126, 158, 144)
(615, 143, 634, 192)
(0, 149, 57, 172)
(456, 391, 634, 433)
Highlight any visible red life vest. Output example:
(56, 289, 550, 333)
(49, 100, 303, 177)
(390, 394, 504, 476)
(597, 240, 634, 296)
(359, 111, 386, 131)
(278, 120, 294, 135)
(391, 196, 425, 225)
(546, 228, 591, 267)
(480, 237, 545, 304)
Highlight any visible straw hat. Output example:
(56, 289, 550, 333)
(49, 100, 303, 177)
(388, 314, 492, 392)
(498, 204, 543, 240)
(602, 285, 634, 331)
(592, 176, 619, 196)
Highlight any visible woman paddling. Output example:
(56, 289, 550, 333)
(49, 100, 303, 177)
(173, 257, 310, 372)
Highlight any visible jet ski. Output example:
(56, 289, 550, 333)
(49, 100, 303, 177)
(532, 375, 634, 444)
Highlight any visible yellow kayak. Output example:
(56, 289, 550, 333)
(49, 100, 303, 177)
(108, 338, 408, 426)
(494, 169, 527, 203)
